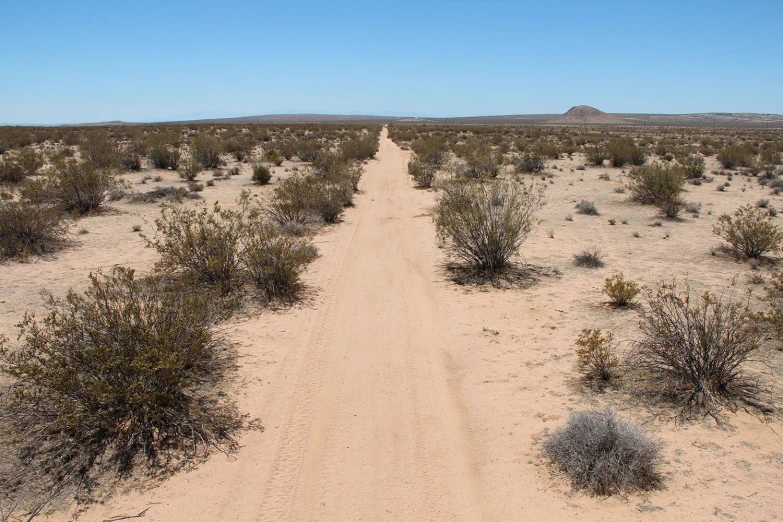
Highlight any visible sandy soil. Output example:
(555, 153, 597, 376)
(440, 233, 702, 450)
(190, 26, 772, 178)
(3, 129, 782, 521)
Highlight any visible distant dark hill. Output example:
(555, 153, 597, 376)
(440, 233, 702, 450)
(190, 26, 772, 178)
(548, 106, 628, 124)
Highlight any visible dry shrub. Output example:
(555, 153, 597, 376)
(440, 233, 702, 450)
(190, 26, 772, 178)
(0, 157, 26, 184)
(575, 329, 619, 382)
(24, 159, 117, 215)
(411, 135, 449, 167)
(758, 269, 783, 341)
(461, 148, 501, 179)
(434, 180, 544, 272)
(603, 273, 640, 306)
(515, 151, 547, 174)
(543, 410, 663, 496)
(575, 200, 599, 215)
(252, 163, 272, 185)
(679, 154, 705, 178)
(177, 155, 200, 181)
(628, 281, 765, 416)
(718, 144, 755, 169)
(585, 146, 605, 166)
(243, 222, 317, 300)
(293, 138, 322, 162)
(267, 175, 318, 226)
(574, 247, 604, 268)
(0, 267, 240, 515)
(0, 200, 70, 259)
(713, 204, 783, 259)
(340, 135, 378, 161)
(627, 163, 685, 219)
(147, 133, 181, 170)
(80, 131, 118, 169)
(606, 138, 645, 168)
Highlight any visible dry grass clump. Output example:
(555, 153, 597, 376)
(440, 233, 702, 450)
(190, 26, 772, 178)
(575, 329, 619, 382)
(543, 410, 663, 496)
(0, 267, 241, 516)
(628, 281, 765, 417)
(574, 247, 604, 268)
(713, 204, 783, 259)
(434, 180, 545, 273)
(0, 199, 70, 259)
(575, 200, 599, 215)
(603, 273, 640, 306)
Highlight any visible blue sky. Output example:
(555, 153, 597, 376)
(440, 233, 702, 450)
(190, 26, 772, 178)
(1, 0, 781, 124)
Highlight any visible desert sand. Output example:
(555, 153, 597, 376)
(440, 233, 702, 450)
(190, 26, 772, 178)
(2, 128, 781, 521)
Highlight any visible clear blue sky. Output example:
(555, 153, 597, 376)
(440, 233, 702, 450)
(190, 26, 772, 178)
(2, 0, 781, 124)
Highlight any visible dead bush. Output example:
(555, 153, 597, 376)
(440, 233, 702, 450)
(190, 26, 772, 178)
(543, 410, 663, 495)
(0, 200, 70, 259)
(575, 329, 619, 382)
(434, 180, 544, 272)
(603, 273, 640, 306)
(628, 281, 764, 416)
(713, 204, 783, 259)
(0, 267, 240, 514)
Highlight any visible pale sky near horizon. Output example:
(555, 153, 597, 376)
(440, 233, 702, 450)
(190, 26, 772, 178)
(1, 0, 781, 124)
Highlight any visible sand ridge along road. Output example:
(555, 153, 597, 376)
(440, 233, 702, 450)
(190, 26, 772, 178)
(71, 128, 492, 521)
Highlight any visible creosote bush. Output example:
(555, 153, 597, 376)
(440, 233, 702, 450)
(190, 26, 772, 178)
(190, 134, 224, 169)
(606, 138, 646, 168)
(0, 267, 241, 513)
(627, 163, 686, 219)
(603, 272, 640, 306)
(243, 222, 318, 300)
(252, 163, 272, 185)
(575, 329, 619, 382)
(0, 199, 70, 259)
(628, 281, 764, 416)
(434, 180, 544, 273)
(408, 157, 436, 188)
(515, 151, 547, 174)
(24, 159, 117, 215)
(717, 144, 755, 169)
(543, 410, 663, 496)
(713, 204, 783, 259)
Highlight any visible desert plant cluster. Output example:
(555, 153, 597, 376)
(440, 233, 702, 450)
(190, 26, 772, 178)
(0, 123, 379, 517)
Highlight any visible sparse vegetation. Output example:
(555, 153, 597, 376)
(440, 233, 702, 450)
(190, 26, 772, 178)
(627, 163, 686, 219)
(713, 204, 783, 258)
(574, 247, 604, 268)
(575, 329, 619, 382)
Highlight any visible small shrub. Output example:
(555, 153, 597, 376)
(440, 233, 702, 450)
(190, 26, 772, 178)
(713, 204, 783, 258)
(575, 200, 599, 215)
(628, 281, 764, 415)
(543, 410, 662, 495)
(243, 221, 317, 300)
(603, 273, 640, 306)
(434, 180, 545, 272)
(252, 163, 272, 185)
(756, 198, 770, 208)
(0, 200, 69, 259)
(575, 329, 619, 381)
(679, 154, 705, 179)
(574, 247, 604, 268)
(177, 155, 200, 181)
(267, 175, 317, 226)
(0, 267, 240, 512)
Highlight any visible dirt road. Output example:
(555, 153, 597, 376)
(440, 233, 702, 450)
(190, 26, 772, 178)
(73, 128, 491, 521)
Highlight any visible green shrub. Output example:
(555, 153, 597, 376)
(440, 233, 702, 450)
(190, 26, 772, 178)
(408, 157, 436, 188)
(0, 157, 26, 184)
(575, 329, 619, 381)
(80, 131, 118, 169)
(585, 146, 605, 166)
(434, 180, 545, 272)
(717, 144, 755, 169)
(0, 267, 240, 512)
(679, 154, 705, 178)
(340, 135, 378, 161)
(293, 138, 322, 162)
(119, 145, 142, 171)
(309, 177, 351, 223)
(606, 138, 645, 168)
(177, 155, 200, 181)
(713, 204, 783, 258)
(515, 151, 547, 174)
(411, 135, 449, 166)
(147, 133, 181, 169)
(627, 163, 685, 218)
(147, 199, 247, 288)
(460, 148, 501, 179)
(16, 148, 44, 176)
(243, 222, 317, 300)
(252, 163, 272, 185)
(0, 199, 70, 259)
(629, 281, 763, 415)
(759, 269, 783, 340)
(27, 159, 117, 214)
(191, 134, 224, 169)
(543, 410, 662, 495)
(603, 273, 640, 306)
(266, 175, 317, 226)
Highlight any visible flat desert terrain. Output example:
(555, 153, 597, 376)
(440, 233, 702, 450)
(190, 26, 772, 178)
(2, 127, 782, 521)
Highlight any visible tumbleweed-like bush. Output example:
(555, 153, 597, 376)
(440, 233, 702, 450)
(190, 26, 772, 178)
(434, 180, 545, 273)
(543, 410, 663, 495)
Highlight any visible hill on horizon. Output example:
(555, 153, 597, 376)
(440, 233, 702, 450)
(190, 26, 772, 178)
(547, 105, 627, 124)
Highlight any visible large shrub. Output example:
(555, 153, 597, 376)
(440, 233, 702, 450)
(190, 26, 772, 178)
(25, 159, 117, 215)
(713, 204, 783, 259)
(434, 180, 544, 272)
(0, 199, 70, 259)
(543, 410, 663, 495)
(717, 144, 755, 169)
(0, 267, 240, 512)
(0, 157, 26, 184)
(628, 281, 763, 415)
(340, 135, 378, 161)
